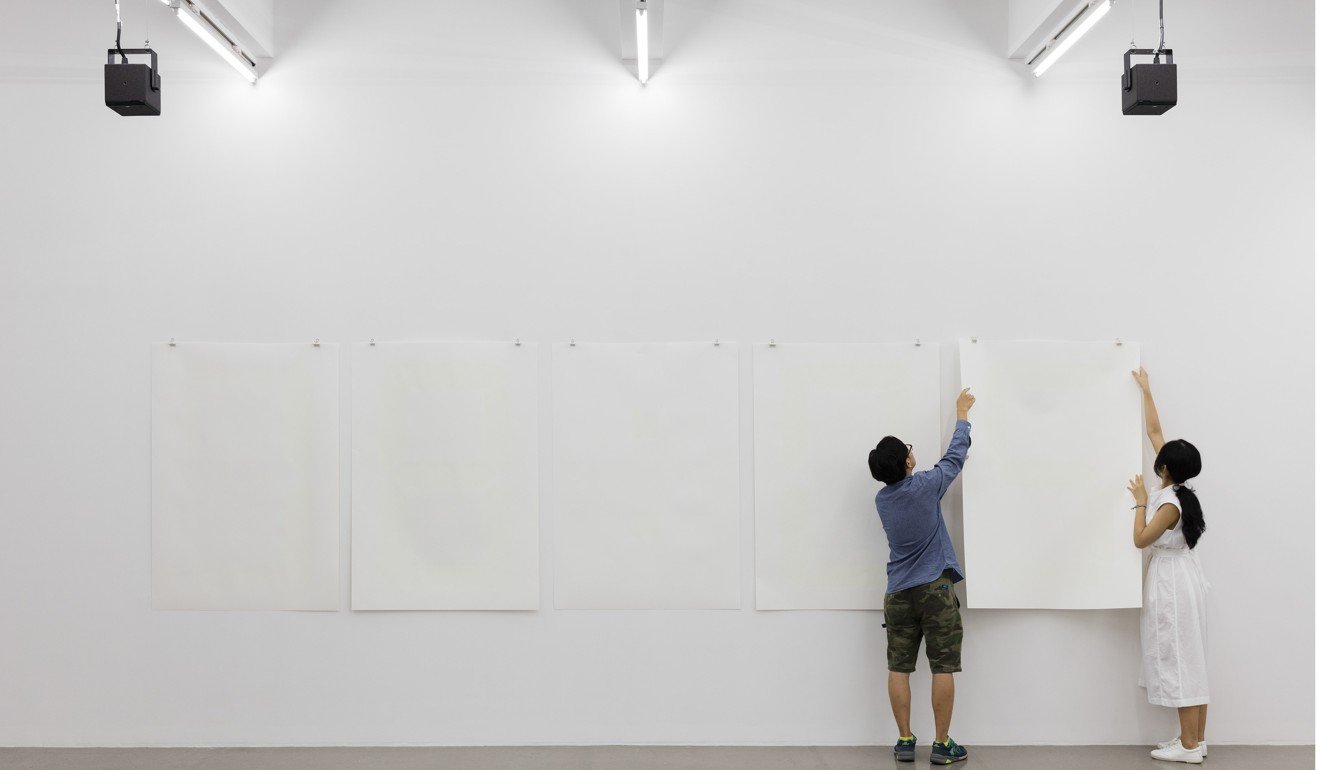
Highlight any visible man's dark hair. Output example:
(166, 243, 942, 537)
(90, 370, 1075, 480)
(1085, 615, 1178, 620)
(868, 436, 909, 484)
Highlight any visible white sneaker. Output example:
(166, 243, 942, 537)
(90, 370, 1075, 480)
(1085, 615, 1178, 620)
(1156, 737, 1208, 757)
(1151, 742, 1204, 763)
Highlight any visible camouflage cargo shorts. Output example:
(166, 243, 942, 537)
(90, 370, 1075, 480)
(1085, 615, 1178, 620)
(883, 569, 963, 674)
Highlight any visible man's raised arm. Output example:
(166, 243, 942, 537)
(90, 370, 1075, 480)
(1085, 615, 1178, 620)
(919, 388, 975, 496)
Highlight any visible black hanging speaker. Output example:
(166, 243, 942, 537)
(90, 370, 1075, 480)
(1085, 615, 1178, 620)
(105, 48, 161, 116)
(1121, 48, 1176, 115)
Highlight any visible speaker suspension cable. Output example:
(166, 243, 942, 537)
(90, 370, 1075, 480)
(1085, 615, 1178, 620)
(114, 0, 127, 62)
(1128, 0, 1136, 49)
(1154, 0, 1166, 60)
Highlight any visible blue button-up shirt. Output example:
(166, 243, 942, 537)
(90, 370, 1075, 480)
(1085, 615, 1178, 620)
(874, 419, 971, 594)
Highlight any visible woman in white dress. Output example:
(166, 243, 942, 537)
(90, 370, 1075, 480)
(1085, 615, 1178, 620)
(1127, 367, 1209, 765)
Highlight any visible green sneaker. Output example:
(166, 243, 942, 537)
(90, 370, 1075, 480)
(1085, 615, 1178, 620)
(930, 737, 967, 765)
(893, 735, 917, 763)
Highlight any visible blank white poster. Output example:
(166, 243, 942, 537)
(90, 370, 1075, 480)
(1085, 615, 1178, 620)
(754, 343, 940, 610)
(351, 342, 539, 610)
(151, 342, 340, 610)
(552, 343, 741, 609)
(959, 340, 1143, 609)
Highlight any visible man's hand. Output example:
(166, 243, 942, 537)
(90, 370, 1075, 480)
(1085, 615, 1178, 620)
(955, 387, 975, 421)
(1127, 474, 1148, 506)
(1131, 367, 1150, 391)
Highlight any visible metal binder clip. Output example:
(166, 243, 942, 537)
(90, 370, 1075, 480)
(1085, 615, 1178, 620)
(369, 339, 376, 346)
(769, 339, 777, 347)
(915, 338, 921, 347)
(168, 338, 175, 347)
(313, 339, 321, 347)
(515, 339, 521, 346)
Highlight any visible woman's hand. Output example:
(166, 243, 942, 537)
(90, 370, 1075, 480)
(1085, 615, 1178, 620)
(1131, 367, 1150, 391)
(1127, 474, 1148, 506)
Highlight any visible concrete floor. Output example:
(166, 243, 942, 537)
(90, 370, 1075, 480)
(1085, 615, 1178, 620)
(0, 746, 1312, 770)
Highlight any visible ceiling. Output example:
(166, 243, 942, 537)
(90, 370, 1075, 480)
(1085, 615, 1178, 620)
(0, 0, 1311, 84)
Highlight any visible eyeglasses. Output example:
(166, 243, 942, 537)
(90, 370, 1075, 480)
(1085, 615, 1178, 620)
(905, 443, 913, 452)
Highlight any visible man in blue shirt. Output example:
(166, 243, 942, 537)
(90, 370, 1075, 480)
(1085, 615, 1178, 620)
(868, 387, 975, 765)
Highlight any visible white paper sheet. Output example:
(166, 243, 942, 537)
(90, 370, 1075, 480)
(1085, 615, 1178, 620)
(151, 342, 340, 610)
(959, 340, 1143, 609)
(351, 342, 539, 610)
(552, 343, 741, 609)
(754, 343, 941, 610)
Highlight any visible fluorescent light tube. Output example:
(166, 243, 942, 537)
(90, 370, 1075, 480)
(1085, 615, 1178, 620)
(1031, 0, 1112, 77)
(635, 6, 649, 84)
(176, 2, 258, 83)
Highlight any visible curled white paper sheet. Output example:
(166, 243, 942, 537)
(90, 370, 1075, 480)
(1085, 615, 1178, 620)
(351, 342, 540, 611)
(151, 342, 340, 611)
(552, 343, 741, 610)
(754, 342, 941, 610)
(959, 339, 1143, 609)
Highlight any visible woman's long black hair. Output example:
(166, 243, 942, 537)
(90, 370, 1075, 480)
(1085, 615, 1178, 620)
(1154, 439, 1205, 548)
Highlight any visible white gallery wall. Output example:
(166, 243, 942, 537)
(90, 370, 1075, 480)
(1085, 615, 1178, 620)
(0, 0, 1312, 748)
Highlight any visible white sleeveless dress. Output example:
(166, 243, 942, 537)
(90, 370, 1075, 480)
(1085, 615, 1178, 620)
(1138, 484, 1210, 707)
